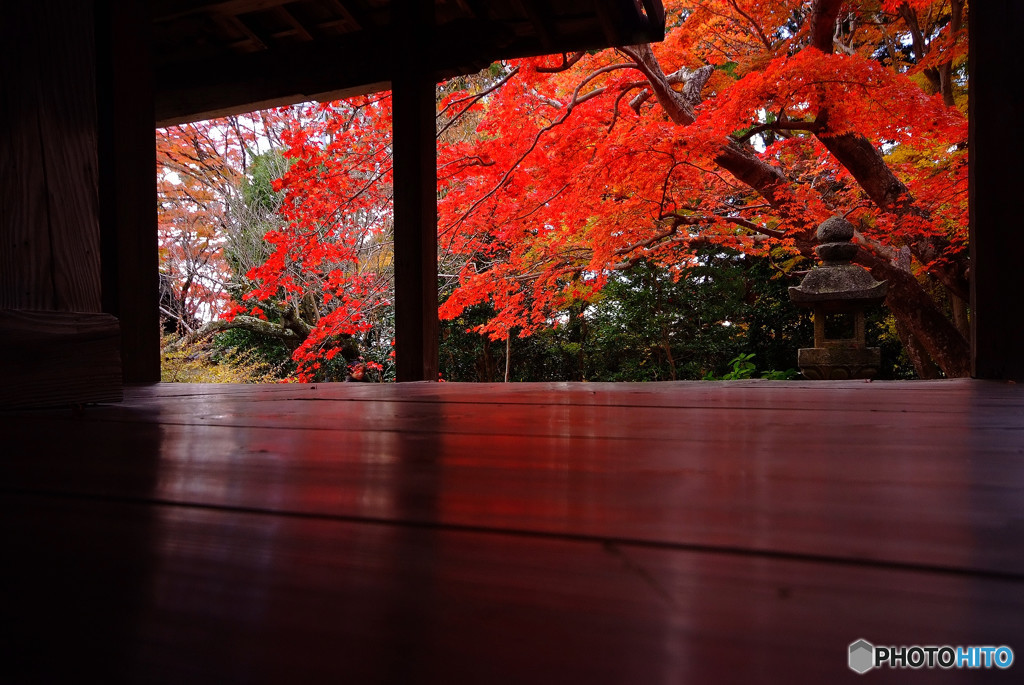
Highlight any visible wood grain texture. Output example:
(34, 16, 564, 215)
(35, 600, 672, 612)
(0, 3, 56, 310)
(1, 380, 1022, 681)
(0, 0, 100, 312)
(0, 310, 122, 408)
(3, 380, 1023, 576)
(2, 493, 1021, 684)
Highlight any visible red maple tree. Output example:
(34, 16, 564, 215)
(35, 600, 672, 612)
(168, 0, 968, 381)
(437, 0, 968, 378)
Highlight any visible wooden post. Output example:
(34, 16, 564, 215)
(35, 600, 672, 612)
(970, 1, 1024, 380)
(97, 0, 161, 383)
(391, 5, 439, 382)
(0, 0, 125, 407)
(1, 0, 102, 313)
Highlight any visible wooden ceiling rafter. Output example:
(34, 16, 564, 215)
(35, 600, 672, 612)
(327, 0, 368, 33)
(271, 6, 315, 42)
(155, 0, 299, 23)
(215, 13, 268, 53)
(153, 0, 665, 125)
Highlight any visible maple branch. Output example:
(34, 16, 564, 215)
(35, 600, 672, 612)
(437, 155, 495, 183)
(611, 213, 788, 270)
(535, 52, 586, 73)
(176, 315, 303, 350)
(617, 44, 713, 125)
(608, 87, 633, 132)
(733, 119, 822, 143)
(436, 66, 521, 140)
(898, 2, 930, 64)
(629, 90, 651, 113)
(441, 63, 634, 235)
(610, 234, 770, 271)
(608, 80, 659, 128)
(727, 0, 774, 50)
(937, 0, 964, 107)
(160, 305, 195, 334)
(513, 184, 569, 221)
(713, 141, 794, 214)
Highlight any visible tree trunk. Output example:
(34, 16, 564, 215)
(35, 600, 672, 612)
(476, 336, 498, 381)
(620, 0, 971, 379)
(893, 317, 942, 379)
(857, 252, 970, 377)
(504, 333, 511, 382)
(950, 289, 970, 341)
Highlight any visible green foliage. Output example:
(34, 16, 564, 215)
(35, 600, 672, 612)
(761, 368, 800, 381)
(240, 149, 287, 214)
(161, 336, 284, 383)
(719, 353, 756, 380)
(439, 253, 826, 382)
(873, 313, 918, 380)
(212, 328, 295, 378)
(702, 353, 799, 380)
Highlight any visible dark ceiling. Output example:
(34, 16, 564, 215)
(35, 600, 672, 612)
(153, 0, 665, 125)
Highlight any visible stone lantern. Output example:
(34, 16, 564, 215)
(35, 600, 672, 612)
(788, 217, 887, 379)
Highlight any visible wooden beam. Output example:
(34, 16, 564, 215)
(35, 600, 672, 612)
(392, 4, 439, 382)
(274, 6, 314, 42)
(154, 5, 664, 126)
(511, 0, 555, 53)
(970, 0, 1024, 380)
(0, 311, 122, 408)
(97, 0, 161, 383)
(154, 0, 296, 22)
(155, 26, 396, 125)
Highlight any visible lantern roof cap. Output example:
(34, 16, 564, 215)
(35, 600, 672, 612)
(789, 217, 887, 307)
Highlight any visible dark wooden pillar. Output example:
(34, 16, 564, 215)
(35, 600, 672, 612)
(970, 1, 1024, 381)
(97, 0, 161, 383)
(391, 5, 439, 382)
(0, 0, 122, 407)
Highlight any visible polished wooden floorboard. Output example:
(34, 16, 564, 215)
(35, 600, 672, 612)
(2, 380, 1023, 683)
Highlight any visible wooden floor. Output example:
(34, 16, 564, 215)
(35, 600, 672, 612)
(2, 379, 1023, 683)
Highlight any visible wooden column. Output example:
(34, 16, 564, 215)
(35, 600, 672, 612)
(970, 1, 1024, 381)
(97, 0, 161, 383)
(391, 5, 439, 382)
(0, 0, 123, 407)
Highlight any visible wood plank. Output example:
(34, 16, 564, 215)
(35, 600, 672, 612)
(0, 310, 122, 408)
(48, 379, 1024, 427)
(2, 493, 1020, 684)
(4, 382, 1023, 576)
(124, 377, 1024, 403)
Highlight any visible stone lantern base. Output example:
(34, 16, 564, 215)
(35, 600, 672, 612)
(797, 346, 881, 380)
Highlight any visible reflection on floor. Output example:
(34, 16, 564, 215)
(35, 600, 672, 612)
(3, 379, 1023, 683)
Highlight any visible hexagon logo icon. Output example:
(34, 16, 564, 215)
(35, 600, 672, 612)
(849, 639, 875, 674)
